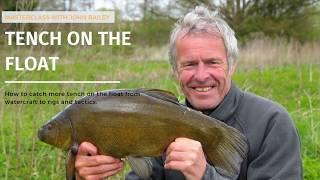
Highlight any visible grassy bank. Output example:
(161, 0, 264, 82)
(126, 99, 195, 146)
(0, 57, 319, 179)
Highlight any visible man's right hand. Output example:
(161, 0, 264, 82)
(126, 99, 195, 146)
(75, 142, 124, 180)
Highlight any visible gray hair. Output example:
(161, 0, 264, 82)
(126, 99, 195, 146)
(168, 6, 238, 72)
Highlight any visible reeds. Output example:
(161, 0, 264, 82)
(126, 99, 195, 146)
(238, 37, 320, 71)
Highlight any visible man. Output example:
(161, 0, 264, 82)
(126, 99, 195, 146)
(75, 6, 302, 180)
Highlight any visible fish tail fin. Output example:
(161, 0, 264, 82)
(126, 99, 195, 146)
(66, 150, 76, 180)
(66, 144, 79, 180)
(206, 127, 248, 178)
(127, 156, 153, 179)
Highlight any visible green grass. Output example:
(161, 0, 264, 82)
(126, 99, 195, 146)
(235, 65, 320, 179)
(1, 59, 319, 179)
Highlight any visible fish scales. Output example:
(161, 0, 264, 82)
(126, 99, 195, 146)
(86, 92, 217, 156)
(38, 89, 248, 179)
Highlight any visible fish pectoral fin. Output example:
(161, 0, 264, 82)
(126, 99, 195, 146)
(206, 126, 248, 179)
(66, 149, 77, 180)
(141, 89, 180, 104)
(127, 156, 153, 179)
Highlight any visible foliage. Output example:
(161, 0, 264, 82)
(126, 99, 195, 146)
(0, 0, 38, 11)
(125, 18, 174, 46)
(236, 0, 320, 41)
(0, 0, 39, 34)
(150, 0, 320, 41)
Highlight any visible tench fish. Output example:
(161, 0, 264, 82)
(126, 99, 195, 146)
(38, 89, 248, 179)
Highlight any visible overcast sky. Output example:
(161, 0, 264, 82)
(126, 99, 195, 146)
(94, 0, 169, 20)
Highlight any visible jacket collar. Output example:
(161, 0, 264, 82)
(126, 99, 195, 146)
(186, 83, 242, 123)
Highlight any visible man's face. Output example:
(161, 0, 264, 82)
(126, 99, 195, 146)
(175, 34, 235, 111)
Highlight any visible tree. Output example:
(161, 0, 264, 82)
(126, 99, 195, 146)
(37, 0, 94, 11)
(0, 0, 38, 11)
(0, 0, 39, 33)
(37, 0, 65, 10)
(147, 0, 320, 41)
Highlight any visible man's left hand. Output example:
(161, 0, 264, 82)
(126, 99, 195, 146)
(164, 137, 207, 180)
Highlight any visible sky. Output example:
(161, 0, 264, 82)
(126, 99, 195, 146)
(94, 0, 122, 10)
(94, 0, 169, 20)
(94, 0, 142, 20)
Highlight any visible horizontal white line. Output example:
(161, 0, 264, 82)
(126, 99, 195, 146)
(5, 81, 120, 84)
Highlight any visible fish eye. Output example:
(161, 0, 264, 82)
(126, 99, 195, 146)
(47, 123, 54, 130)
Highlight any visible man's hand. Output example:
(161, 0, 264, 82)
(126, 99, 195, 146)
(164, 137, 207, 180)
(75, 142, 123, 180)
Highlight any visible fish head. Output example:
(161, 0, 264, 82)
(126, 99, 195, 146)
(38, 111, 72, 150)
